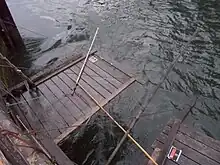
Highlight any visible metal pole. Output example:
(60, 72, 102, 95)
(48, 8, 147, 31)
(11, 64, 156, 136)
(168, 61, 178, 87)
(71, 27, 99, 96)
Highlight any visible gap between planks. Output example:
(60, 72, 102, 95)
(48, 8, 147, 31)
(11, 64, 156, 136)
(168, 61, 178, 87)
(152, 123, 220, 165)
(54, 77, 136, 144)
(35, 56, 86, 86)
(166, 120, 220, 153)
(91, 56, 131, 83)
(71, 64, 111, 98)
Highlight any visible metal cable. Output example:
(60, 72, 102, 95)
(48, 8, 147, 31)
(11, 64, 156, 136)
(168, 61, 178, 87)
(0, 18, 48, 38)
(106, 28, 200, 165)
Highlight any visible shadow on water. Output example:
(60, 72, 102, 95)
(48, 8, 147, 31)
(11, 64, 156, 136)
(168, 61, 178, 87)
(18, 26, 90, 75)
(59, 113, 130, 165)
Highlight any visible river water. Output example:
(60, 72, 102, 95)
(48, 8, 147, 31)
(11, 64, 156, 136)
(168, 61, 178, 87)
(7, 0, 220, 164)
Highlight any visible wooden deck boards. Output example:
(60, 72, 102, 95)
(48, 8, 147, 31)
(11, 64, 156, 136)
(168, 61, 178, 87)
(22, 91, 61, 138)
(150, 119, 220, 165)
(13, 54, 136, 143)
(85, 60, 122, 88)
(94, 57, 131, 83)
(71, 64, 111, 98)
(65, 68, 104, 102)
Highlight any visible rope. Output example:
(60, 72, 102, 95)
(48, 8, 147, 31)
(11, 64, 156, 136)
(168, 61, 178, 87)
(0, 18, 48, 38)
(0, 53, 35, 86)
(16, 115, 56, 164)
(106, 28, 200, 165)
(74, 82, 158, 165)
(0, 64, 29, 70)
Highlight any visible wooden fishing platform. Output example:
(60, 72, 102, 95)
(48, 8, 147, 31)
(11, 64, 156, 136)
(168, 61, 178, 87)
(10, 54, 136, 144)
(148, 119, 220, 165)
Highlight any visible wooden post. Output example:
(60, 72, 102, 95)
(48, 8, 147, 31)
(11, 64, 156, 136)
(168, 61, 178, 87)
(0, 0, 25, 54)
(0, 0, 26, 88)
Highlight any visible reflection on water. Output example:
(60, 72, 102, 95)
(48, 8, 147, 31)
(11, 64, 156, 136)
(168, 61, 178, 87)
(6, 0, 220, 164)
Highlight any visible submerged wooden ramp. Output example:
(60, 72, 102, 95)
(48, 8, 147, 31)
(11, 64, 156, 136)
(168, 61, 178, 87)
(148, 119, 220, 165)
(13, 54, 135, 144)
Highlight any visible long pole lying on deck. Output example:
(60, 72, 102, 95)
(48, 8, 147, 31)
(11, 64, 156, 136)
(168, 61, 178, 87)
(71, 27, 99, 96)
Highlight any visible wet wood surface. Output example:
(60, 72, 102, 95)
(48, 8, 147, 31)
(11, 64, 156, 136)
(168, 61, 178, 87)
(12, 55, 135, 141)
(150, 119, 220, 165)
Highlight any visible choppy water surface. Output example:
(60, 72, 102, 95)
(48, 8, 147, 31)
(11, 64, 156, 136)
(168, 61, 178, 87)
(7, 0, 220, 164)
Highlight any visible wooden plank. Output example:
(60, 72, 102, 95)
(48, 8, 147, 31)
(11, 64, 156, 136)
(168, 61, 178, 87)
(82, 61, 122, 88)
(0, 150, 11, 165)
(55, 105, 99, 144)
(162, 126, 220, 163)
(152, 140, 199, 165)
(156, 132, 220, 165)
(64, 69, 104, 103)
(18, 94, 50, 137)
(55, 77, 136, 144)
(3, 94, 76, 164)
(57, 73, 91, 114)
(75, 62, 117, 93)
(51, 76, 84, 118)
(37, 84, 69, 130)
(157, 119, 181, 165)
(58, 72, 96, 108)
(35, 56, 86, 86)
(176, 132, 220, 163)
(97, 55, 135, 79)
(7, 55, 84, 96)
(54, 74, 89, 114)
(27, 89, 65, 136)
(7, 98, 32, 130)
(92, 56, 130, 83)
(12, 102, 77, 164)
(156, 98, 197, 165)
(38, 83, 74, 126)
(0, 134, 29, 165)
(71, 65, 111, 97)
(166, 123, 220, 153)
(44, 79, 78, 122)
(36, 135, 77, 165)
(22, 91, 60, 138)
(147, 148, 162, 165)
